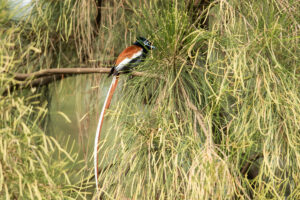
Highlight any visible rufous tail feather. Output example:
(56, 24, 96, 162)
(94, 75, 119, 190)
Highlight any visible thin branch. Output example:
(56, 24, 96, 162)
(3, 67, 161, 95)
(13, 68, 111, 81)
(13, 67, 160, 81)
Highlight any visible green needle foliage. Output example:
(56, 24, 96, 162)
(0, 1, 90, 199)
(97, 0, 299, 199)
(1, 0, 299, 199)
(0, 28, 83, 200)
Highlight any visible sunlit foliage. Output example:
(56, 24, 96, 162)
(1, 0, 299, 199)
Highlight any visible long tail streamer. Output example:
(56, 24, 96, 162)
(94, 75, 119, 190)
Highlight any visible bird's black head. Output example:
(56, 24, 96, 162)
(134, 37, 155, 51)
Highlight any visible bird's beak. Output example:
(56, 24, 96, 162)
(151, 45, 156, 49)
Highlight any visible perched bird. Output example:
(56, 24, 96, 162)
(108, 37, 155, 77)
(94, 37, 155, 191)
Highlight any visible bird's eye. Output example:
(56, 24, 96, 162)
(144, 41, 149, 46)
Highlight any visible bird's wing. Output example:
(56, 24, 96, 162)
(115, 45, 143, 71)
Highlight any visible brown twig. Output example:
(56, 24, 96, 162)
(13, 67, 160, 81)
(13, 68, 111, 81)
(3, 67, 161, 95)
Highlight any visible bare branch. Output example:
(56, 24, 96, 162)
(3, 67, 161, 95)
(13, 68, 111, 81)
(13, 67, 160, 81)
